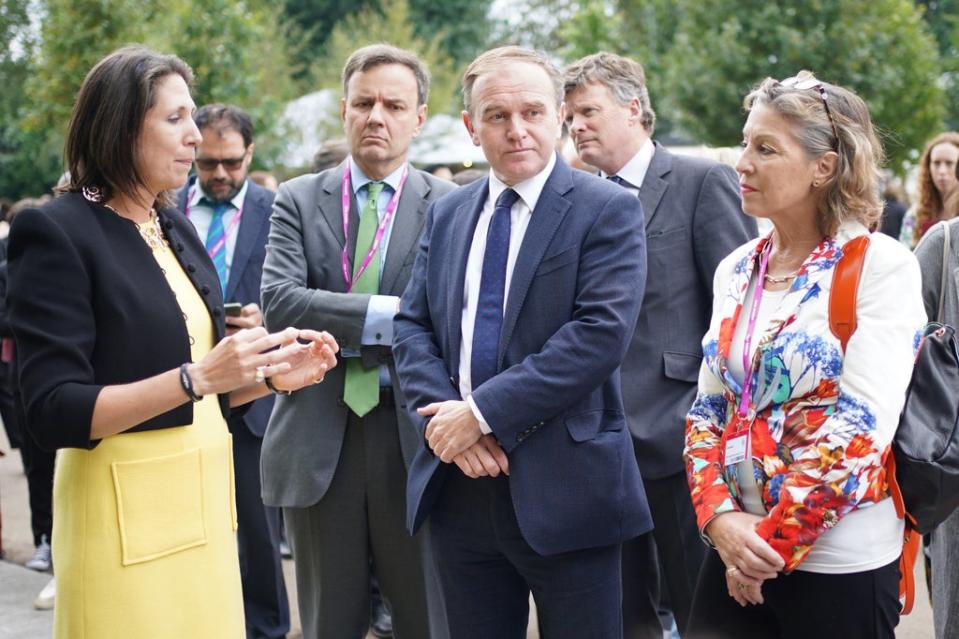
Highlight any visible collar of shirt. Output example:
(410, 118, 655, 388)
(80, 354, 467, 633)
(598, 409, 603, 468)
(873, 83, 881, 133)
(600, 138, 654, 190)
(349, 158, 406, 203)
(189, 177, 249, 211)
(486, 151, 557, 213)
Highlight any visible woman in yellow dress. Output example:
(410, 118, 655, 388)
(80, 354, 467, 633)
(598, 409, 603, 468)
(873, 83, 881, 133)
(7, 46, 338, 638)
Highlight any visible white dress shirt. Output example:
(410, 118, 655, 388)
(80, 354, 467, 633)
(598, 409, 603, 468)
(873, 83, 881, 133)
(459, 153, 556, 434)
(600, 137, 655, 194)
(186, 179, 249, 282)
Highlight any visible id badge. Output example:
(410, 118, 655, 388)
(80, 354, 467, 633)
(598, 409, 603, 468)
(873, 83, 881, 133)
(724, 431, 750, 466)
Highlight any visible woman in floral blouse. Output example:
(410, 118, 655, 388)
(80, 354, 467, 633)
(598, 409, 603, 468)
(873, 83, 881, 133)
(684, 72, 925, 638)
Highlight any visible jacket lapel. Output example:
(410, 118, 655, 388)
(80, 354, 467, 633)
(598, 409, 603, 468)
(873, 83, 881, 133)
(498, 159, 572, 366)
(318, 162, 350, 252)
(225, 181, 268, 301)
(381, 168, 430, 295)
(447, 180, 488, 376)
(638, 142, 672, 229)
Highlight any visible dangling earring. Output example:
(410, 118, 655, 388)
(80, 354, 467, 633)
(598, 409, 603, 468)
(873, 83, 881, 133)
(82, 185, 103, 202)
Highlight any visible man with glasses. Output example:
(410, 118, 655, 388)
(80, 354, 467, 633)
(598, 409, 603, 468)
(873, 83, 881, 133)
(176, 103, 290, 639)
(564, 52, 756, 638)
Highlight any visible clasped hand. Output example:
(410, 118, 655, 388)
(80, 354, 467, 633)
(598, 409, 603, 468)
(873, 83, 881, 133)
(419, 400, 509, 477)
(705, 511, 785, 607)
(189, 326, 339, 396)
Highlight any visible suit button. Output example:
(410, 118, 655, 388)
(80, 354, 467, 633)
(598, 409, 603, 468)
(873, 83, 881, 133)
(375, 332, 382, 341)
(176, 242, 184, 252)
(187, 264, 196, 273)
(164, 220, 174, 230)
(213, 307, 222, 317)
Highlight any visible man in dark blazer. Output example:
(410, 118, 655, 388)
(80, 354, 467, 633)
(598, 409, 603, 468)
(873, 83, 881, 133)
(393, 46, 651, 639)
(260, 45, 454, 639)
(176, 104, 289, 639)
(565, 52, 757, 637)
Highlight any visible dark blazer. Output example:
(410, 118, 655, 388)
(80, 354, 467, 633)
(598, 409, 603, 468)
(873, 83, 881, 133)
(393, 156, 652, 556)
(177, 178, 276, 437)
(8, 192, 229, 451)
(623, 143, 756, 479)
(260, 163, 455, 507)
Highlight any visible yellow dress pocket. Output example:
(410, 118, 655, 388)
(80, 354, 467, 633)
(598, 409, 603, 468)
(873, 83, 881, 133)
(111, 447, 208, 566)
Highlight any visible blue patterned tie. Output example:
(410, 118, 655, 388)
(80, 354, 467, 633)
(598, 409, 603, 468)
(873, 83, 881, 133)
(607, 174, 632, 188)
(205, 201, 231, 292)
(471, 188, 519, 390)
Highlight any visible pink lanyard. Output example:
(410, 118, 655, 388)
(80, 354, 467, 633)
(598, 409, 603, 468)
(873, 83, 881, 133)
(737, 241, 772, 418)
(340, 165, 409, 292)
(184, 187, 244, 257)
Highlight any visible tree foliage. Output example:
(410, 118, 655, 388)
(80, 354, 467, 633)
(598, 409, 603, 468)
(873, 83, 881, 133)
(283, 0, 492, 72)
(310, 0, 460, 120)
(665, 0, 943, 171)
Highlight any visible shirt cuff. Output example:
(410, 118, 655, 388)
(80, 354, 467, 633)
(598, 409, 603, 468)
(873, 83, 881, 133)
(360, 295, 400, 345)
(467, 395, 492, 435)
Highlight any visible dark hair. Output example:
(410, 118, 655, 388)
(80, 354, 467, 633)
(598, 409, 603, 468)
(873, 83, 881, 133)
(311, 139, 350, 173)
(342, 44, 430, 107)
(194, 103, 254, 147)
(61, 45, 194, 209)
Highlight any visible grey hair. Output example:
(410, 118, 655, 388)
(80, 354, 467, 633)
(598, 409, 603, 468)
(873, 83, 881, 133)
(563, 52, 656, 134)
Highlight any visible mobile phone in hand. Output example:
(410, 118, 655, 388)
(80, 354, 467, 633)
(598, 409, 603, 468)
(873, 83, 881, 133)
(224, 302, 243, 317)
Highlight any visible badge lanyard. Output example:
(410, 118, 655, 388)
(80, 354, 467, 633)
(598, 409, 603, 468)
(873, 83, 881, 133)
(184, 186, 244, 258)
(726, 241, 772, 466)
(340, 164, 409, 292)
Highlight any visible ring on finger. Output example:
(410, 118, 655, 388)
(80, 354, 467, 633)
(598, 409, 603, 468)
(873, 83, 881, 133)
(726, 566, 740, 575)
(254, 366, 267, 384)
(737, 583, 749, 591)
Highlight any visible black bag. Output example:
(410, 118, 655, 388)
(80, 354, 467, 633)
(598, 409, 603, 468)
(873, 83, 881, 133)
(831, 232, 959, 535)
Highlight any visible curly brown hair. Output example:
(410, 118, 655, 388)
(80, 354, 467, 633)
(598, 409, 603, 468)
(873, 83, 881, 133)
(910, 132, 959, 245)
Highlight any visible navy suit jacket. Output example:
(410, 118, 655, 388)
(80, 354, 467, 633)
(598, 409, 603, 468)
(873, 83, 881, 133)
(177, 177, 275, 437)
(393, 156, 653, 556)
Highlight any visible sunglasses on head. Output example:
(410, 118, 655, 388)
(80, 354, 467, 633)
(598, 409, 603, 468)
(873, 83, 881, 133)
(779, 75, 840, 150)
(195, 156, 246, 171)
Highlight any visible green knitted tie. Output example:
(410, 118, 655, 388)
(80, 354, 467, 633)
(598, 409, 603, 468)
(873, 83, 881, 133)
(343, 181, 386, 417)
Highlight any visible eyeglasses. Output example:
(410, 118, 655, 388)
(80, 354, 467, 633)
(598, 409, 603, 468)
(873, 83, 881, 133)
(195, 156, 246, 171)
(779, 75, 840, 150)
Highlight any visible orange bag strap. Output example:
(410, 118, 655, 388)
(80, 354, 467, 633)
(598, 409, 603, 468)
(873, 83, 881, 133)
(830, 235, 917, 614)
(829, 235, 870, 352)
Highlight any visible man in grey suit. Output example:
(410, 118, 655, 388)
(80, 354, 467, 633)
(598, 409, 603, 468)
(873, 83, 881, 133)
(565, 52, 757, 638)
(260, 44, 455, 639)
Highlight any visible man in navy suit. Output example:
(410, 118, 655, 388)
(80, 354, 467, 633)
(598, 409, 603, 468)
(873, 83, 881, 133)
(177, 104, 289, 639)
(393, 46, 652, 639)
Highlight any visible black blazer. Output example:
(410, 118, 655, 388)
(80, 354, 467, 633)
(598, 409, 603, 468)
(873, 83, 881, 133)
(8, 192, 231, 451)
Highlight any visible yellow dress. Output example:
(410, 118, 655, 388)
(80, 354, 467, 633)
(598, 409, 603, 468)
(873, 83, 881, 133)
(52, 235, 244, 638)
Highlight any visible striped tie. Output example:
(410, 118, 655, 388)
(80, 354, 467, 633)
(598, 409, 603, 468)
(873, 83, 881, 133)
(205, 201, 231, 292)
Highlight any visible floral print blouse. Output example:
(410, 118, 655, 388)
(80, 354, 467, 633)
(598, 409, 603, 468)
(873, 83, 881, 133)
(684, 222, 926, 571)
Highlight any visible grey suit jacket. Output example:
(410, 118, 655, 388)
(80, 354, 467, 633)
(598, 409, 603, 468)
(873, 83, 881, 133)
(623, 143, 756, 479)
(259, 162, 456, 507)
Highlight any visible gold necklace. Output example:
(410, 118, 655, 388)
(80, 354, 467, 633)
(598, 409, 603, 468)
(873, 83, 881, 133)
(763, 271, 798, 284)
(103, 203, 168, 251)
